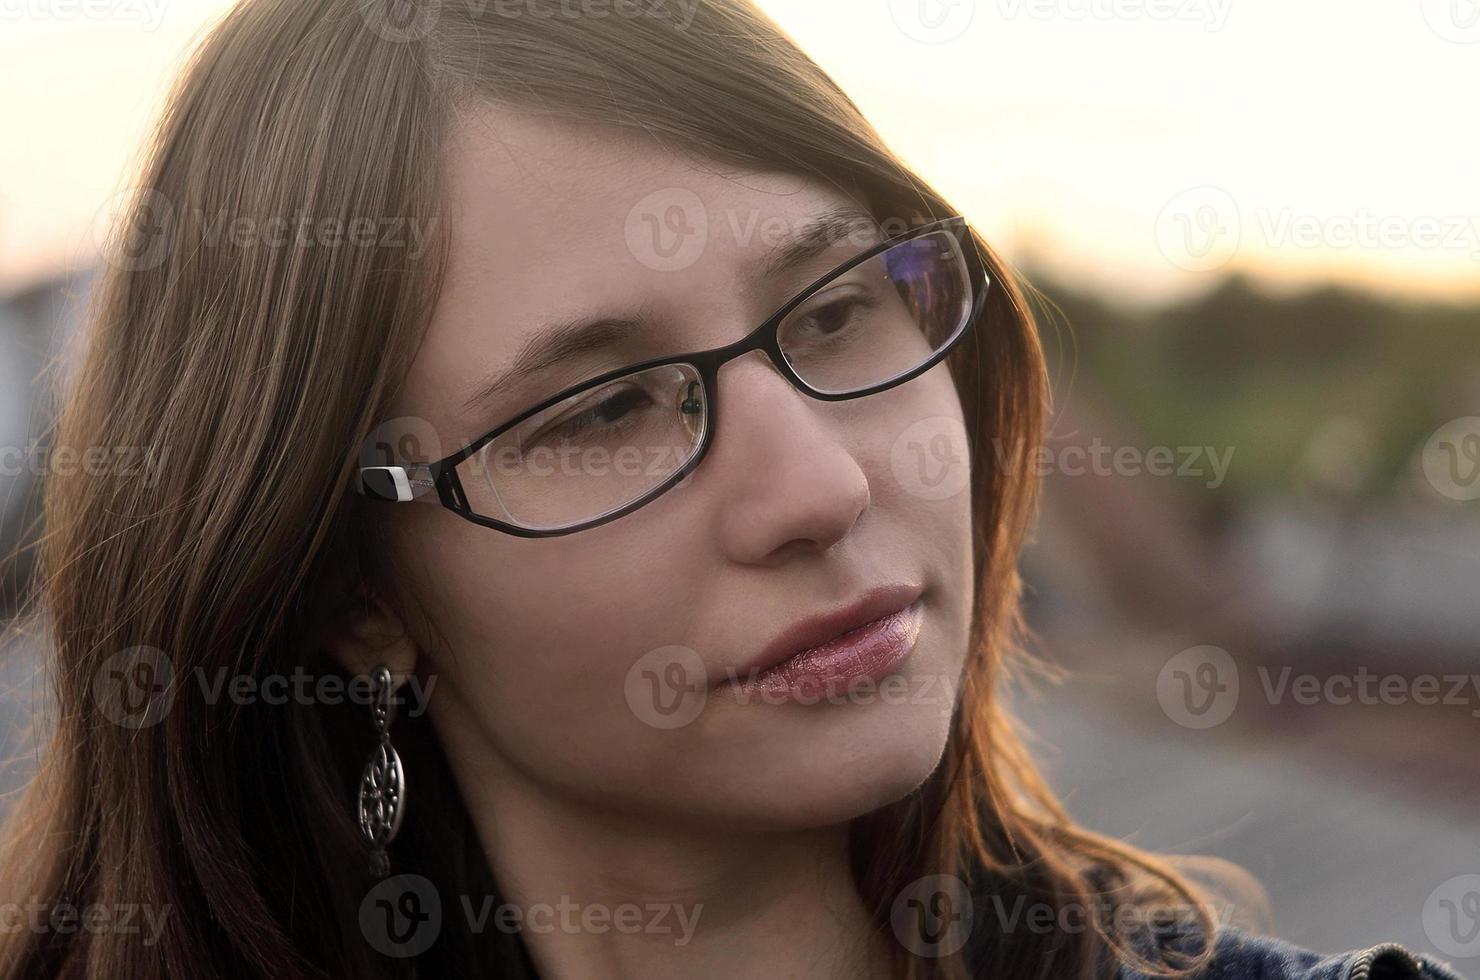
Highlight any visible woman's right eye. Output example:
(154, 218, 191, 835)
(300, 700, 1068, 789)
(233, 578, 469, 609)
(529, 385, 652, 447)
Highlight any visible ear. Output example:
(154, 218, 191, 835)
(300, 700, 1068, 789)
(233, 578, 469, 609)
(321, 590, 419, 696)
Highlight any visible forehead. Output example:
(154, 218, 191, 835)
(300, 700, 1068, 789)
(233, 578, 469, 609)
(398, 105, 868, 436)
(438, 105, 853, 299)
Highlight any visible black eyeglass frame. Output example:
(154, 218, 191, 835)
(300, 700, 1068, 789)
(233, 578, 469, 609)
(358, 214, 990, 537)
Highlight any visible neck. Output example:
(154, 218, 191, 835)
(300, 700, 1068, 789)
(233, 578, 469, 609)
(444, 746, 898, 980)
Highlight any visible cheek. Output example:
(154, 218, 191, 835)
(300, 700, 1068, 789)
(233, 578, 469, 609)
(865, 366, 974, 552)
(394, 511, 713, 796)
(865, 367, 976, 654)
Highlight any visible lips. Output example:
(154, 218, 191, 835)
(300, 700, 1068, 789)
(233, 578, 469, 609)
(722, 584, 925, 700)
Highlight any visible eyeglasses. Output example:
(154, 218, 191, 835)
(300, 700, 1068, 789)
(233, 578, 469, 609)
(357, 215, 989, 537)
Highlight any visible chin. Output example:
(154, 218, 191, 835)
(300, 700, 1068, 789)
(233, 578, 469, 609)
(727, 694, 958, 830)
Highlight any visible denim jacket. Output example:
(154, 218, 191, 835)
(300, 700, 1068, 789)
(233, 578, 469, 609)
(1119, 923, 1469, 980)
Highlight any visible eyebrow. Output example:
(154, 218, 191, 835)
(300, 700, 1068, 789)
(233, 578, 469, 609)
(459, 201, 881, 420)
(754, 202, 881, 286)
(459, 313, 649, 419)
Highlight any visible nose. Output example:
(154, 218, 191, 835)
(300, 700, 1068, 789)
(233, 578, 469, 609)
(705, 350, 871, 566)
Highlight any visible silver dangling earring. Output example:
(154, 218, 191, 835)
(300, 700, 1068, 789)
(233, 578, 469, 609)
(358, 665, 405, 878)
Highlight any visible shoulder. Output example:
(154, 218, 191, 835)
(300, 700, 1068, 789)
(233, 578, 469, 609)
(1120, 922, 1470, 980)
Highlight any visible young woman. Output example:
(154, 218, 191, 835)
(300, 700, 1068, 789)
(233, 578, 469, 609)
(0, 1, 1465, 978)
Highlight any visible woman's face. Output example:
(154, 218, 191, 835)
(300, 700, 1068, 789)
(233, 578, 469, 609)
(382, 105, 975, 831)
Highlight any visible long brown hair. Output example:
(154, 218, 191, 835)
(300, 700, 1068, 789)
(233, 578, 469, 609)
(1, 1, 1246, 977)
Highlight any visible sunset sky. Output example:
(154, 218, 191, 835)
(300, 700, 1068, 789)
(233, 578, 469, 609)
(2, 0, 1478, 304)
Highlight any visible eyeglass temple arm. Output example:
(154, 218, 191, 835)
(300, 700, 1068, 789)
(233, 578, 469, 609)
(357, 464, 440, 503)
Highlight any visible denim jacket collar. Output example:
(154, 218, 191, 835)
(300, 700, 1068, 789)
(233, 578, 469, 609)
(1117, 923, 1468, 980)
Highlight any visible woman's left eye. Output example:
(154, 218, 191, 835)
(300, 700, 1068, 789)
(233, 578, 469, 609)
(798, 293, 879, 335)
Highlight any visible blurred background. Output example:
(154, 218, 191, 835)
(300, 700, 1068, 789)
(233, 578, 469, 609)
(2, 0, 1477, 971)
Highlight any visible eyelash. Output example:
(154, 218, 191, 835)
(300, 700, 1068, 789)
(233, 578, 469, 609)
(792, 290, 881, 338)
(531, 384, 650, 446)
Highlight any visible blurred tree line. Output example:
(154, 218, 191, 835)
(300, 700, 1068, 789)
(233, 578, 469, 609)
(1025, 272, 1480, 512)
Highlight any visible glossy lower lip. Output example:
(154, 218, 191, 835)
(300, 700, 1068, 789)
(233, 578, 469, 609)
(724, 599, 924, 702)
